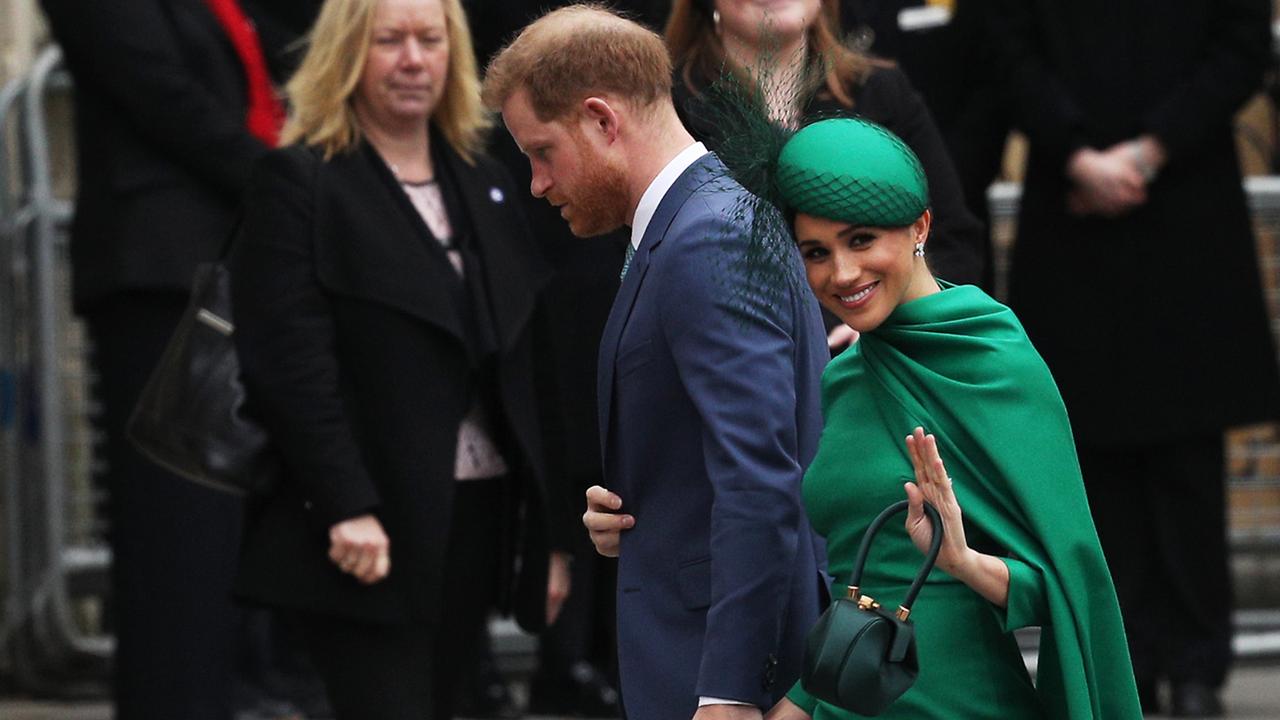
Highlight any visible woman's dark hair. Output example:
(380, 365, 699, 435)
(664, 0, 872, 108)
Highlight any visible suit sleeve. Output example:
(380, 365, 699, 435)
(866, 67, 985, 286)
(230, 150, 381, 526)
(39, 0, 267, 198)
(656, 204, 808, 706)
(1142, 0, 1270, 163)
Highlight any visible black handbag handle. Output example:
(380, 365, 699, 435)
(847, 500, 944, 617)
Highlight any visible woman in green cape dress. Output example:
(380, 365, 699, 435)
(756, 119, 1142, 719)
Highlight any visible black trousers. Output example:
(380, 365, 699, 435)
(85, 291, 244, 720)
(1078, 435, 1232, 688)
(300, 477, 504, 720)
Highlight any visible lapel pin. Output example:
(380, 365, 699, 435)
(489, 187, 505, 203)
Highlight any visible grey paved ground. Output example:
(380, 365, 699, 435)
(3, 664, 1280, 720)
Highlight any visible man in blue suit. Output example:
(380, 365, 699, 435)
(484, 7, 827, 719)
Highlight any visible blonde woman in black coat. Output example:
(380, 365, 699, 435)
(229, 0, 570, 717)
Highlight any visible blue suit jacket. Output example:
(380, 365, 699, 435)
(597, 154, 828, 718)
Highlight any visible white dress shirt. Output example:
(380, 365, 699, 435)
(630, 141, 708, 251)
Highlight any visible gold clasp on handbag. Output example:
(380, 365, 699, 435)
(847, 584, 881, 610)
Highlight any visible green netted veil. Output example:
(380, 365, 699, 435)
(684, 58, 932, 320)
(777, 118, 929, 226)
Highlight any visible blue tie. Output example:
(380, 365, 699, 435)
(620, 242, 636, 281)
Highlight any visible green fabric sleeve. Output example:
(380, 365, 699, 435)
(785, 680, 820, 716)
(997, 557, 1050, 632)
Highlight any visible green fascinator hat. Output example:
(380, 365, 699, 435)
(777, 118, 929, 227)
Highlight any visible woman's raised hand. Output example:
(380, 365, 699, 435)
(904, 427, 974, 577)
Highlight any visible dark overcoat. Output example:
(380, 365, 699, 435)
(997, 0, 1280, 445)
(38, 0, 301, 310)
(228, 139, 562, 631)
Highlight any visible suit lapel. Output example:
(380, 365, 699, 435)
(597, 153, 717, 462)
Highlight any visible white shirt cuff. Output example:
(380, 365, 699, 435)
(699, 697, 751, 706)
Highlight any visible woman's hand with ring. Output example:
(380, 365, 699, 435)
(328, 513, 391, 585)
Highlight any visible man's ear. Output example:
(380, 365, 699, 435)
(581, 97, 621, 144)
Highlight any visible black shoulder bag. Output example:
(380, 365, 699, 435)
(126, 228, 278, 496)
(802, 499, 943, 715)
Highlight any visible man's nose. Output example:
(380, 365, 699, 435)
(530, 171, 550, 198)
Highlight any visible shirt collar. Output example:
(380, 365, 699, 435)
(630, 141, 709, 250)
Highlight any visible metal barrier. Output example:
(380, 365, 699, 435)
(0, 61, 32, 680)
(0, 45, 110, 694)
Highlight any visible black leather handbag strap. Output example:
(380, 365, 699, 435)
(848, 500, 944, 614)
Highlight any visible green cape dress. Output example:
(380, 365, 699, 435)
(787, 284, 1141, 719)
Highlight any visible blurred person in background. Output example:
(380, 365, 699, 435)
(227, 0, 571, 717)
(664, 0, 985, 334)
(36, 1, 292, 717)
(996, 0, 1280, 715)
(837, 0, 1010, 290)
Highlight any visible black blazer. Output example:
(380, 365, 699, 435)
(38, 0, 298, 310)
(229, 138, 562, 630)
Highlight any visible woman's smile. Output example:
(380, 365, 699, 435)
(836, 280, 879, 310)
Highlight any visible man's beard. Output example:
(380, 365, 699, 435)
(560, 149, 629, 238)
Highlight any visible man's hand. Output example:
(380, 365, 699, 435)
(328, 513, 390, 584)
(546, 551, 572, 625)
(583, 485, 634, 557)
(693, 704, 764, 720)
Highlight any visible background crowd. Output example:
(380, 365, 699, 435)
(19, 0, 1278, 718)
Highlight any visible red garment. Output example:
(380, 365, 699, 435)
(203, 0, 285, 146)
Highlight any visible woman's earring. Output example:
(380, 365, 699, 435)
(913, 241, 925, 257)
(712, 9, 722, 34)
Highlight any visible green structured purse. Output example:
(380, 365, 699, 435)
(801, 499, 943, 715)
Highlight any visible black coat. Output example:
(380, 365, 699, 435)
(997, 0, 1280, 445)
(38, 0, 296, 309)
(673, 64, 987, 287)
(229, 139, 561, 631)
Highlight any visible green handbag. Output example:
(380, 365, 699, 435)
(801, 499, 943, 715)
